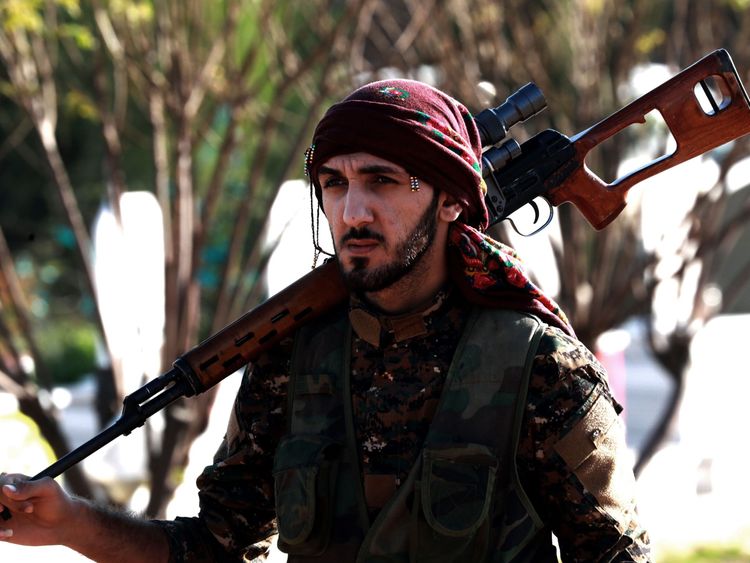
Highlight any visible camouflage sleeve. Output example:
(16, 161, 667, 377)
(153, 338, 293, 562)
(517, 326, 651, 562)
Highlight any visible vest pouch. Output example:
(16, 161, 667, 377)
(411, 444, 498, 563)
(273, 433, 342, 556)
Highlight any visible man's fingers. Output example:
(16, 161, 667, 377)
(0, 473, 31, 490)
(2, 482, 27, 500)
(2, 476, 52, 501)
(0, 487, 26, 514)
(2, 483, 18, 493)
(1, 475, 58, 521)
(2, 490, 34, 511)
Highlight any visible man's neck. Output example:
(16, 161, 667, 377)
(363, 239, 448, 315)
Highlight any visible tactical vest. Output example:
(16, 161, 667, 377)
(271, 306, 559, 562)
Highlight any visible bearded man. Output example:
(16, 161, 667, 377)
(1, 79, 650, 562)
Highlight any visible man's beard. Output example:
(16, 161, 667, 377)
(338, 193, 440, 292)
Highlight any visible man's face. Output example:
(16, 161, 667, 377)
(318, 152, 441, 292)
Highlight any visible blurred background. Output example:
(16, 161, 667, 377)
(1, 1, 750, 561)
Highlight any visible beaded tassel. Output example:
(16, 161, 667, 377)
(410, 176, 420, 192)
(304, 144, 316, 177)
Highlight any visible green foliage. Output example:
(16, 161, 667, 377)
(58, 23, 94, 49)
(37, 321, 98, 384)
(108, 0, 153, 25)
(725, 0, 750, 11)
(64, 89, 98, 120)
(1, 0, 81, 33)
(1, 0, 47, 33)
(635, 29, 667, 55)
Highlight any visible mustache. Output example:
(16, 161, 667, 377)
(341, 227, 386, 245)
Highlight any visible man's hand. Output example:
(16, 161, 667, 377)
(0, 472, 170, 561)
(0, 473, 80, 546)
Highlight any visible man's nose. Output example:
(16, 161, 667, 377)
(342, 184, 374, 227)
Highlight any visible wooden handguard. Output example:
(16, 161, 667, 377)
(177, 259, 348, 392)
(548, 49, 750, 230)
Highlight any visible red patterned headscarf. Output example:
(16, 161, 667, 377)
(307, 78, 489, 230)
(447, 223, 574, 336)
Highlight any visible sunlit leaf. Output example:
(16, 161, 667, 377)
(109, 0, 154, 25)
(64, 90, 99, 120)
(1, 0, 45, 33)
(59, 23, 95, 50)
(635, 29, 666, 55)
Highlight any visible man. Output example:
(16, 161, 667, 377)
(0, 79, 650, 561)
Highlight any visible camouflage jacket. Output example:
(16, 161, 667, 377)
(155, 290, 650, 562)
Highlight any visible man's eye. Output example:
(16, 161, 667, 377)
(373, 175, 397, 184)
(322, 177, 346, 188)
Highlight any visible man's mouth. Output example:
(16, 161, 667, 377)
(345, 239, 380, 255)
(341, 229, 385, 256)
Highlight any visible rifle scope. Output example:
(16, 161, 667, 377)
(475, 82, 547, 146)
(476, 83, 546, 177)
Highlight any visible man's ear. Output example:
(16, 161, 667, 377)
(438, 193, 463, 223)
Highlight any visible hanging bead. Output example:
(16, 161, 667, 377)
(304, 144, 316, 177)
(410, 176, 420, 192)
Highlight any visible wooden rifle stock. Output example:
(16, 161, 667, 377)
(177, 259, 347, 393)
(549, 48, 750, 230)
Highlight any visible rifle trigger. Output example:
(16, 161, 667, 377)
(530, 200, 541, 223)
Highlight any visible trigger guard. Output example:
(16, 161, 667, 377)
(507, 198, 554, 237)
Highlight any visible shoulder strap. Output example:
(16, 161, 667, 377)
(426, 308, 544, 450)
